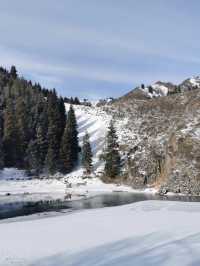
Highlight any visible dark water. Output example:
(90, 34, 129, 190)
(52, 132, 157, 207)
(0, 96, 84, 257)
(1, 192, 200, 220)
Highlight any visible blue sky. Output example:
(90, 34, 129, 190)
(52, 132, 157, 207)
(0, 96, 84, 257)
(0, 0, 200, 99)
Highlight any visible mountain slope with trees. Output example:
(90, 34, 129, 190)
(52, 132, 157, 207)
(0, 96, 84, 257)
(2, 65, 200, 196)
(0, 66, 79, 176)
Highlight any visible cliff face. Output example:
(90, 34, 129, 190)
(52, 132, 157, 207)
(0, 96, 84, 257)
(104, 89, 200, 195)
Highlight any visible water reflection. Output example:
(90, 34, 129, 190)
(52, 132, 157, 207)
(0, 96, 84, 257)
(0, 192, 200, 220)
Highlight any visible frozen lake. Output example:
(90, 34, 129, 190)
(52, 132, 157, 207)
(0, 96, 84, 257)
(1, 192, 200, 220)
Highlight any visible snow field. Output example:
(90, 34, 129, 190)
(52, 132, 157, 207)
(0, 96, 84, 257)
(1, 200, 200, 265)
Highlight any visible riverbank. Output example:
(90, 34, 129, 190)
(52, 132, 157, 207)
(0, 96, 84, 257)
(0, 168, 157, 203)
(1, 200, 200, 266)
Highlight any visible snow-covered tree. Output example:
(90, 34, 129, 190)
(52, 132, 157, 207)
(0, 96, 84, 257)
(59, 105, 79, 174)
(82, 132, 93, 174)
(102, 120, 121, 179)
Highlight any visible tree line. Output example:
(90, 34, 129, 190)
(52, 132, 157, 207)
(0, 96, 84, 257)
(0, 66, 121, 179)
(0, 66, 81, 175)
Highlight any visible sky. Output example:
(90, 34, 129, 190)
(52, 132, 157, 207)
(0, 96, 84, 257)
(0, 0, 200, 99)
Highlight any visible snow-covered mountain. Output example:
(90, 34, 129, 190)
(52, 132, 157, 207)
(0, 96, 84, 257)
(62, 75, 200, 196)
(139, 81, 173, 98)
(2, 72, 200, 197)
(101, 83, 200, 195)
(134, 76, 200, 99)
(180, 76, 200, 90)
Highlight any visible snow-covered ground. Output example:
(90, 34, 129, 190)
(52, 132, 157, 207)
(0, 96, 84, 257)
(0, 171, 144, 203)
(1, 200, 200, 265)
(0, 168, 65, 201)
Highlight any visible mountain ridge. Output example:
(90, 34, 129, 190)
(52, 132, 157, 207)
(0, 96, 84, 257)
(119, 75, 200, 101)
(103, 83, 200, 195)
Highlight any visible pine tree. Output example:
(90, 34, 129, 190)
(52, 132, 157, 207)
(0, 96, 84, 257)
(10, 66, 17, 79)
(82, 132, 93, 174)
(74, 97, 80, 105)
(58, 97, 67, 141)
(45, 144, 58, 175)
(59, 105, 79, 173)
(0, 137, 4, 170)
(59, 124, 74, 174)
(67, 105, 79, 163)
(102, 120, 121, 179)
(15, 97, 29, 166)
(36, 123, 48, 172)
(35, 107, 48, 171)
(0, 108, 4, 169)
(26, 139, 40, 174)
(45, 92, 62, 174)
(3, 99, 19, 167)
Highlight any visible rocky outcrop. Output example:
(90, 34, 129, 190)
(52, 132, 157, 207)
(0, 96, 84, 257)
(104, 88, 200, 195)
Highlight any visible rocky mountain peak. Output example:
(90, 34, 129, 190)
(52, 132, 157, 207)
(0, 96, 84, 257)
(180, 76, 200, 91)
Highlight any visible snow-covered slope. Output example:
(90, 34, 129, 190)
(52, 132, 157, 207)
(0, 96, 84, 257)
(106, 84, 200, 193)
(0, 103, 142, 199)
(1, 200, 200, 266)
(190, 77, 200, 86)
(65, 104, 112, 177)
(63, 104, 144, 196)
(139, 82, 172, 98)
(137, 76, 200, 99)
(180, 76, 200, 90)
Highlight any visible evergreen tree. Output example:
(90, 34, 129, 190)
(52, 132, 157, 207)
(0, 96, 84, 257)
(45, 144, 58, 175)
(10, 65, 17, 79)
(82, 132, 93, 174)
(74, 97, 80, 105)
(0, 137, 4, 170)
(0, 108, 4, 169)
(59, 105, 79, 173)
(35, 122, 48, 172)
(0, 65, 81, 175)
(68, 105, 79, 163)
(26, 109, 47, 174)
(102, 121, 121, 178)
(45, 92, 61, 174)
(3, 99, 19, 167)
(15, 97, 29, 166)
(26, 139, 40, 174)
(59, 124, 74, 174)
(58, 97, 67, 141)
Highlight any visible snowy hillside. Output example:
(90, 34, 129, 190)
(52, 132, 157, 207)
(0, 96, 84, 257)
(180, 76, 200, 90)
(140, 82, 169, 98)
(189, 76, 200, 87)
(1, 200, 200, 265)
(65, 103, 112, 177)
(137, 76, 200, 99)
(0, 103, 140, 199)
